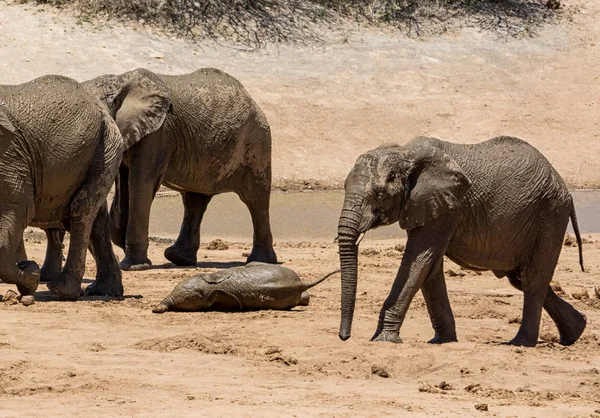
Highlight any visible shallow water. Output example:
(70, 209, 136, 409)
(149, 190, 600, 242)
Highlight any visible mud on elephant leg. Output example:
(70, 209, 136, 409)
(421, 265, 457, 344)
(237, 176, 277, 264)
(164, 192, 212, 266)
(86, 203, 124, 297)
(40, 228, 65, 283)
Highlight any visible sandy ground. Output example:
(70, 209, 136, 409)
(1, 0, 600, 416)
(0, 233, 599, 417)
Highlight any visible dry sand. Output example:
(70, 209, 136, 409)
(1, 234, 599, 417)
(1, 0, 600, 416)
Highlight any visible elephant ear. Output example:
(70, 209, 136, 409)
(0, 105, 16, 158)
(399, 145, 471, 230)
(208, 290, 242, 311)
(113, 70, 172, 150)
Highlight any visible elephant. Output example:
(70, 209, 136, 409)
(0, 73, 170, 299)
(62, 68, 277, 271)
(337, 136, 586, 347)
(152, 262, 340, 313)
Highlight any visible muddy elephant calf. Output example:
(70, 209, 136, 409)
(153, 263, 339, 313)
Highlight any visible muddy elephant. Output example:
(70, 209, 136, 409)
(338, 136, 586, 347)
(153, 262, 340, 313)
(78, 68, 277, 271)
(0, 74, 170, 299)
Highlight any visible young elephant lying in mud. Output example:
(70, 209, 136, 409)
(153, 263, 340, 313)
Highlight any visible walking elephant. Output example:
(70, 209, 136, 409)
(338, 136, 586, 347)
(80, 68, 277, 271)
(0, 73, 170, 299)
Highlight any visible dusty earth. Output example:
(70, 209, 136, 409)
(1, 0, 600, 416)
(0, 232, 599, 417)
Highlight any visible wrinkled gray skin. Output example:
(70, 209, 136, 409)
(153, 262, 339, 313)
(0, 73, 170, 299)
(43, 68, 276, 272)
(338, 136, 586, 347)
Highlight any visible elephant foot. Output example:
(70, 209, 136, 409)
(47, 274, 83, 300)
(370, 330, 402, 343)
(84, 279, 124, 297)
(505, 331, 538, 347)
(152, 302, 169, 314)
(428, 333, 458, 344)
(164, 245, 197, 267)
(557, 311, 587, 346)
(246, 246, 278, 264)
(15, 261, 41, 296)
(299, 291, 310, 306)
(119, 256, 152, 271)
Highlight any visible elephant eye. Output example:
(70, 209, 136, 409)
(375, 191, 385, 202)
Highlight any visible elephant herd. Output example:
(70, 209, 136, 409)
(0, 67, 588, 348)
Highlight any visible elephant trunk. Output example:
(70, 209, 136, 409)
(152, 295, 175, 314)
(338, 201, 364, 341)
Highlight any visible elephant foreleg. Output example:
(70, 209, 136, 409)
(40, 228, 65, 283)
(371, 217, 455, 343)
(422, 264, 457, 344)
(237, 171, 277, 264)
(119, 131, 169, 271)
(164, 192, 212, 266)
(85, 202, 123, 297)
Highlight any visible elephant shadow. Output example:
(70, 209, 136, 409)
(33, 289, 143, 302)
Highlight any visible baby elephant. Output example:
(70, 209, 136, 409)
(153, 262, 339, 313)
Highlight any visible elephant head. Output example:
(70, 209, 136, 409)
(338, 140, 471, 341)
(0, 105, 16, 158)
(83, 69, 172, 151)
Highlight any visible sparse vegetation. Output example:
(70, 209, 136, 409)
(28, 0, 561, 48)
(31, 0, 565, 48)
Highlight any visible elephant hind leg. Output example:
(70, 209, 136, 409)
(164, 192, 212, 266)
(507, 272, 586, 346)
(86, 202, 123, 297)
(0, 201, 40, 295)
(40, 228, 65, 283)
(507, 232, 567, 347)
(422, 264, 457, 344)
(110, 165, 129, 250)
(236, 172, 277, 264)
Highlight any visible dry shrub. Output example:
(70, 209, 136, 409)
(34, 0, 564, 47)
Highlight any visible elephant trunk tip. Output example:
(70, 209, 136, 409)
(152, 302, 169, 314)
(339, 318, 353, 341)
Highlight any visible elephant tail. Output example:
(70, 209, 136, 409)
(304, 269, 341, 289)
(570, 201, 584, 272)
